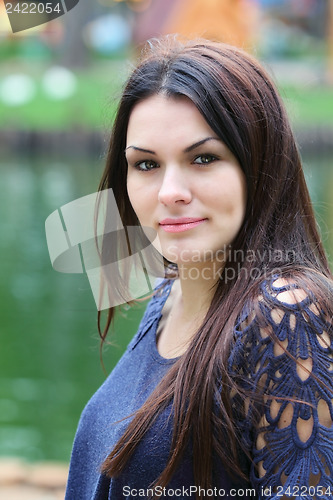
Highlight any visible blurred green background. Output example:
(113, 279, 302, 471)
(0, 0, 333, 464)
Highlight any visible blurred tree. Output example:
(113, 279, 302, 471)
(59, 0, 97, 67)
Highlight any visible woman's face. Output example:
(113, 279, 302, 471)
(126, 94, 247, 265)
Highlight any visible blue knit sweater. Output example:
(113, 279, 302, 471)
(65, 278, 333, 499)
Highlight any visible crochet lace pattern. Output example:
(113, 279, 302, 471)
(229, 278, 333, 499)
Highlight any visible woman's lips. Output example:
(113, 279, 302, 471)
(159, 218, 207, 233)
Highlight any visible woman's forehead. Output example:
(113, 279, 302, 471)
(126, 94, 215, 144)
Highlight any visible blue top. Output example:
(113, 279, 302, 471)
(65, 278, 333, 499)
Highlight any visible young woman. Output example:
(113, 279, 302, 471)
(65, 38, 333, 499)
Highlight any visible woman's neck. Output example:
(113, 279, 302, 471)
(176, 261, 222, 321)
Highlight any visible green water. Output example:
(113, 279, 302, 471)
(0, 154, 147, 462)
(0, 153, 332, 463)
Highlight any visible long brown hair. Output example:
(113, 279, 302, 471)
(97, 37, 332, 492)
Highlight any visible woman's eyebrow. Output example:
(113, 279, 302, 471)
(125, 137, 221, 156)
(183, 137, 221, 153)
(125, 146, 156, 155)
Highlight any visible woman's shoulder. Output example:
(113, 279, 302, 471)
(236, 272, 333, 331)
(230, 272, 333, 374)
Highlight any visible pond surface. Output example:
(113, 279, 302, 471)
(0, 153, 332, 463)
(0, 154, 147, 462)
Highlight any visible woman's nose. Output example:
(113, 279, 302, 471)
(157, 166, 192, 206)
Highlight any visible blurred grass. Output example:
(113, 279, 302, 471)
(282, 85, 333, 127)
(0, 61, 127, 131)
(0, 61, 332, 131)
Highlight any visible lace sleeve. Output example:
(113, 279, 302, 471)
(230, 278, 333, 499)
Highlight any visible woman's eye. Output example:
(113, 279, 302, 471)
(193, 154, 217, 165)
(135, 160, 159, 171)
